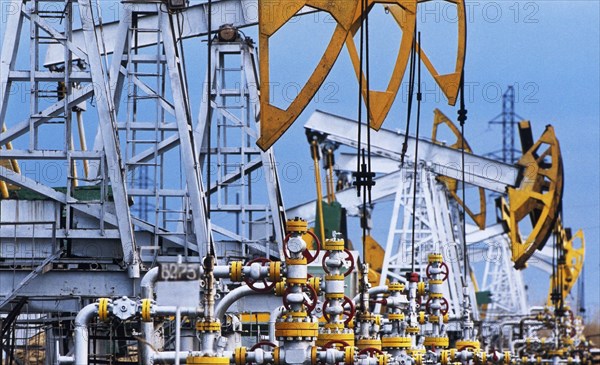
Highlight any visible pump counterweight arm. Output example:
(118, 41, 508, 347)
(306, 110, 520, 193)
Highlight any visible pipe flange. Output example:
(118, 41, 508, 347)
(406, 326, 420, 334)
(428, 253, 444, 263)
(344, 346, 355, 365)
(196, 320, 221, 333)
(269, 261, 282, 282)
(418, 311, 427, 325)
(230, 261, 244, 282)
(417, 282, 427, 297)
(387, 313, 405, 321)
(455, 340, 480, 351)
(275, 280, 287, 296)
(274, 347, 281, 365)
(503, 351, 512, 365)
(355, 338, 382, 351)
(140, 298, 152, 322)
(97, 298, 110, 322)
(322, 238, 345, 251)
(423, 336, 449, 348)
(187, 357, 229, 365)
(440, 350, 449, 365)
(286, 217, 308, 234)
(310, 346, 318, 365)
(388, 282, 405, 292)
(428, 314, 448, 323)
(234, 347, 247, 365)
(317, 333, 355, 347)
(381, 336, 412, 349)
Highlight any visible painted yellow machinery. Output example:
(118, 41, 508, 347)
(500, 121, 563, 269)
(257, 0, 467, 149)
(547, 221, 585, 307)
(0, 125, 21, 198)
(431, 109, 487, 230)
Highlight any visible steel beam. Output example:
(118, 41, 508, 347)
(0, 270, 134, 303)
(286, 171, 402, 222)
(78, 0, 140, 278)
(306, 110, 520, 193)
(0, 166, 199, 253)
(44, 1, 315, 66)
(160, 10, 213, 258)
(0, 0, 24, 129)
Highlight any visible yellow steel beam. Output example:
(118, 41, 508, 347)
(390, 0, 467, 106)
(431, 109, 487, 230)
(345, 0, 417, 130)
(257, 1, 359, 150)
(257, 0, 466, 149)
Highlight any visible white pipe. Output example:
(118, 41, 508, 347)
(155, 306, 204, 316)
(141, 267, 159, 365)
(214, 285, 268, 321)
(141, 267, 159, 298)
(269, 306, 285, 344)
(152, 351, 234, 364)
(175, 308, 181, 365)
(352, 285, 389, 304)
(74, 303, 99, 365)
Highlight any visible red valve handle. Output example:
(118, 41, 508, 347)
(282, 285, 318, 313)
(323, 340, 351, 349)
(358, 347, 384, 356)
(323, 296, 355, 325)
(244, 258, 276, 293)
(426, 261, 449, 281)
(322, 249, 355, 277)
(250, 341, 277, 351)
(425, 297, 449, 315)
(283, 231, 321, 264)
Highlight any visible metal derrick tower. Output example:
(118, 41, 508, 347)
(379, 165, 476, 322)
(196, 30, 286, 259)
(0, 0, 283, 310)
(0, 0, 286, 361)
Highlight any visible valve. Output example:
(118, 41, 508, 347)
(322, 340, 351, 349)
(323, 296, 355, 325)
(250, 341, 277, 351)
(321, 340, 353, 365)
(284, 230, 321, 264)
(283, 285, 318, 313)
(426, 297, 449, 315)
(358, 347, 386, 365)
(244, 258, 277, 293)
(322, 249, 355, 277)
(426, 261, 449, 281)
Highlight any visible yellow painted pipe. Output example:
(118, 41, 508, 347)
(312, 141, 326, 244)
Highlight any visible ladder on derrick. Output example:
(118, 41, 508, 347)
(197, 37, 286, 260)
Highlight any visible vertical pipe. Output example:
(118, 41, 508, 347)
(175, 308, 181, 365)
(76, 111, 90, 178)
(73, 303, 99, 365)
(312, 141, 326, 243)
(140, 267, 159, 365)
(269, 306, 285, 344)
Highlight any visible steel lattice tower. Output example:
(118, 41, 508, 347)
(488, 86, 524, 164)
